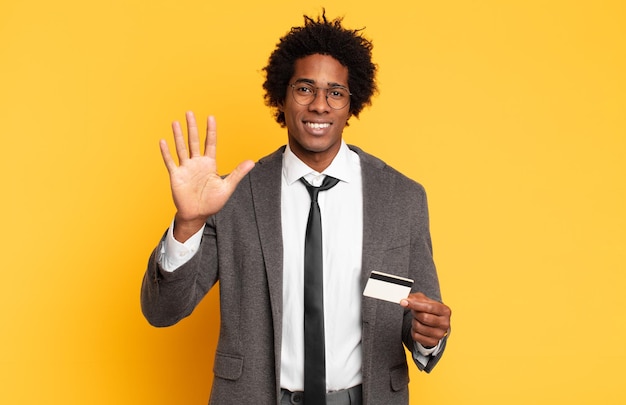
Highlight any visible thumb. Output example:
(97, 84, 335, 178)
(224, 160, 255, 189)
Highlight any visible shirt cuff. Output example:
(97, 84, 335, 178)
(413, 337, 445, 368)
(158, 219, 204, 272)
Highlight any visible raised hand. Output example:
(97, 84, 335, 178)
(159, 111, 255, 242)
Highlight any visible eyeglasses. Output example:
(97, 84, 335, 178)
(289, 82, 352, 110)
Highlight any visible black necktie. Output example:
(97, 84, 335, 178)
(300, 175, 340, 405)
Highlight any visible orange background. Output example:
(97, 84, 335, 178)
(1, 1, 625, 403)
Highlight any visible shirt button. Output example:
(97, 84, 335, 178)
(292, 392, 303, 403)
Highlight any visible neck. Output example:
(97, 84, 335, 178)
(288, 142, 341, 173)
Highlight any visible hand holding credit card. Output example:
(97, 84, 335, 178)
(363, 271, 414, 304)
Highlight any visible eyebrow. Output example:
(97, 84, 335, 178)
(292, 78, 348, 88)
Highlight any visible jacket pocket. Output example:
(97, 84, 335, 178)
(213, 352, 244, 381)
(389, 362, 409, 392)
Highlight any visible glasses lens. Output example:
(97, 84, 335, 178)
(292, 83, 315, 106)
(326, 87, 350, 109)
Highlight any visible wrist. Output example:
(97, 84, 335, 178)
(172, 215, 206, 243)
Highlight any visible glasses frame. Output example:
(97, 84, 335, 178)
(289, 82, 352, 110)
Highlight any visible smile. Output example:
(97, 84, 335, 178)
(305, 122, 331, 129)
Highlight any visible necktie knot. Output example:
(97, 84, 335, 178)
(300, 176, 340, 202)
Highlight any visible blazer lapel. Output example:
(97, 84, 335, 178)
(249, 146, 285, 393)
(352, 146, 392, 323)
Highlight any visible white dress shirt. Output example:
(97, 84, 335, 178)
(279, 142, 363, 392)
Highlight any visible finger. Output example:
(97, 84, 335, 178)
(172, 120, 189, 163)
(186, 111, 201, 158)
(224, 159, 256, 189)
(204, 115, 217, 159)
(400, 297, 431, 312)
(400, 292, 429, 307)
(406, 300, 446, 316)
(413, 310, 449, 330)
(401, 295, 450, 317)
(411, 324, 447, 348)
(411, 319, 449, 340)
(159, 139, 176, 173)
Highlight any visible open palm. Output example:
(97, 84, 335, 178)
(160, 112, 255, 241)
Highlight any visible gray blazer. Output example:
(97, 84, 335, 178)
(141, 145, 447, 404)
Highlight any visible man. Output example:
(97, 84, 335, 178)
(142, 12, 451, 405)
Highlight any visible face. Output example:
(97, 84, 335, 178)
(280, 54, 351, 171)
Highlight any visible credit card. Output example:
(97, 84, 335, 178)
(363, 271, 414, 304)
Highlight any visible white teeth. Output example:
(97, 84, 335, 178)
(306, 122, 330, 129)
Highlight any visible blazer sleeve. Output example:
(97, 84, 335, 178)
(400, 181, 449, 372)
(140, 217, 219, 327)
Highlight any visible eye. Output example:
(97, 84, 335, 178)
(328, 87, 348, 99)
(296, 84, 315, 95)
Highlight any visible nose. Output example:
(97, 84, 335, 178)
(308, 89, 330, 113)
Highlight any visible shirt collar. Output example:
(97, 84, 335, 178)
(283, 141, 353, 186)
